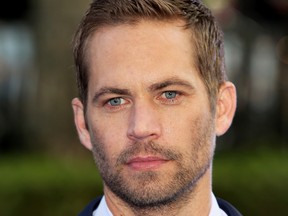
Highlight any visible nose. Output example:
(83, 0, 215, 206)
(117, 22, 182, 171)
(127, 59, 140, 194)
(127, 100, 161, 142)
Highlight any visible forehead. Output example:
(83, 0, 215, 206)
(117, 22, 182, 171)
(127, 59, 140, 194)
(86, 19, 200, 90)
(87, 19, 192, 54)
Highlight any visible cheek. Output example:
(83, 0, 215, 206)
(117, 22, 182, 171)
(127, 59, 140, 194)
(89, 115, 129, 157)
(161, 108, 213, 145)
(161, 112, 193, 149)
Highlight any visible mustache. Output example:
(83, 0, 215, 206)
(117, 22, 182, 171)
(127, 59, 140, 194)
(116, 141, 182, 165)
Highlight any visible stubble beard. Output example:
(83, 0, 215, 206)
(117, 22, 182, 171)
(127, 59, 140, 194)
(89, 116, 215, 213)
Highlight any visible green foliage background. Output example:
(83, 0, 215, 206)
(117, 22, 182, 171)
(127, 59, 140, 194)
(1, 148, 287, 216)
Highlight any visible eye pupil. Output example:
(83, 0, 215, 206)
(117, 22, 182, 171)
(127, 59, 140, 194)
(165, 91, 176, 99)
(109, 98, 121, 106)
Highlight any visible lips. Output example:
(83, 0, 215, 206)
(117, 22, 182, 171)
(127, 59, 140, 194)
(126, 156, 169, 171)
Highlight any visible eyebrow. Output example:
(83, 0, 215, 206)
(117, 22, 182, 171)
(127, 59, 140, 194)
(92, 87, 132, 103)
(149, 78, 195, 92)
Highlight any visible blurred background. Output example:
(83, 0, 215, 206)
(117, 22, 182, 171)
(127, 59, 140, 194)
(0, 0, 287, 215)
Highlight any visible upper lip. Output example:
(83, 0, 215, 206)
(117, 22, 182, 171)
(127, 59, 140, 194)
(127, 156, 169, 164)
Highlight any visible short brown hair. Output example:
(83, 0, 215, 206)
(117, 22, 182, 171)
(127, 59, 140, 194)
(73, 0, 227, 111)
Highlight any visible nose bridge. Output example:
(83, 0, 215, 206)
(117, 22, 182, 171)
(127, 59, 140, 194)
(127, 98, 161, 141)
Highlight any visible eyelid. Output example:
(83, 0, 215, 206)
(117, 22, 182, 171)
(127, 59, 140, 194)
(98, 94, 125, 104)
(162, 90, 182, 96)
(92, 88, 131, 104)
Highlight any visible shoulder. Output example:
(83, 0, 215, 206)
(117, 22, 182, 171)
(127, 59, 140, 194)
(78, 196, 103, 216)
(217, 198, 242, 216)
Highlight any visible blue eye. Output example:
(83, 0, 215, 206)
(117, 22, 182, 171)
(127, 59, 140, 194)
(108, 98, 123, 106)
(164, 91, 177, 99)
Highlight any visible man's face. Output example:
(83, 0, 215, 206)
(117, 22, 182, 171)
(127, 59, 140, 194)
(82, 20, 216, 208)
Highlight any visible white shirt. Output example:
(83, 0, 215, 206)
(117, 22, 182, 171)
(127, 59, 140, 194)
(93, 193, 228, 216)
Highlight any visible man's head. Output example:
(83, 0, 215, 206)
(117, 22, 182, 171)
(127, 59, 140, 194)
(73, 0, 226, 112)
(72, 0, 236, 213)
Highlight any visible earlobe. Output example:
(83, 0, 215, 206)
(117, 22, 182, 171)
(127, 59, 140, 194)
(215, 82, 237, 136)
(72, 98, 93, 150)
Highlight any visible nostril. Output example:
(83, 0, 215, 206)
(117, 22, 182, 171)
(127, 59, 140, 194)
(127, 131, 159, 142)
(127, 119, 161, 141)
(127, 124, 152, 140)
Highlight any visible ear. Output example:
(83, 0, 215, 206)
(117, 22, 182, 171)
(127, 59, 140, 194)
(72, 98, 93, 150)
(215, 82, 237, 136)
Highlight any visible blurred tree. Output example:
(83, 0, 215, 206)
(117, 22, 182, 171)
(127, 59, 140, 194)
(30, 0, 91, 153)
(0, 0, 33, 153)
(0, 0, 30, 20)
(206, 0, 288, 148)
(239, 0, 288, 147)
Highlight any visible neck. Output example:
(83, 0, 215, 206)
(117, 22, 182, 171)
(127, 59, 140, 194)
(104, 168, 212, 216)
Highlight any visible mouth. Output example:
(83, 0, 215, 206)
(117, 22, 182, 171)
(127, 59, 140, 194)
(126, 156, 169, 171)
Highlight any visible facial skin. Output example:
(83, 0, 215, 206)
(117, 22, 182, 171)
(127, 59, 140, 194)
(72, 19, 236, 216)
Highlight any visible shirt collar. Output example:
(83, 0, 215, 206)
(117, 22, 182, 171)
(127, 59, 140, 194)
(210, 193, 228, 216)
(93, 196, 112, 216)
(93, 193, 228, 216)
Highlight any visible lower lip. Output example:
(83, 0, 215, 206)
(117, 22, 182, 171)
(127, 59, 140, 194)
(127, 159, 168, 171)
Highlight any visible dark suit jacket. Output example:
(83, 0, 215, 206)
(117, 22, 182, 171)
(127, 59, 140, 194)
(78, 196, 242, 216)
